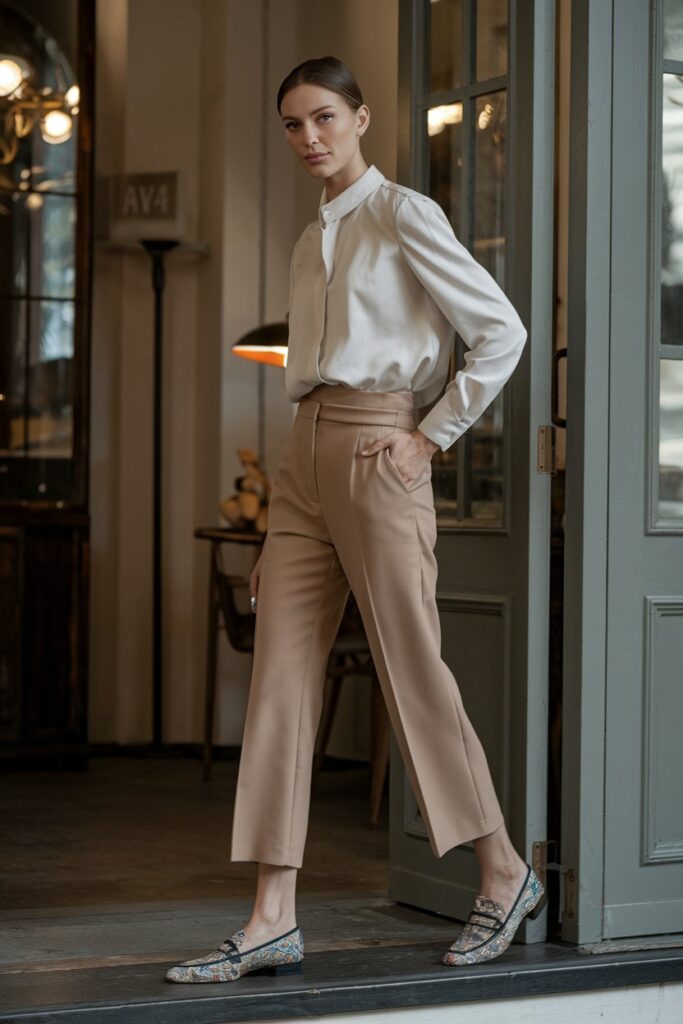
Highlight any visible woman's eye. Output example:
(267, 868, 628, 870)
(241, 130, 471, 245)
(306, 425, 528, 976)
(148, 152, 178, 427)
(319, 114, 332, 122)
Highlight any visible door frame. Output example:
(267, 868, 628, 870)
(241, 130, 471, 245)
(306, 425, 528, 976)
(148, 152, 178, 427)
(562, 0, 614, 945)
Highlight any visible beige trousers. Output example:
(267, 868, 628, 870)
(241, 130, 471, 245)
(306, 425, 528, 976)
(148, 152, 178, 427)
(229, 383, 505, 869)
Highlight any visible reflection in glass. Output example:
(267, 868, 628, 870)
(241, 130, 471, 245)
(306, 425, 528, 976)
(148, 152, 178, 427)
(0, 299, 74, 462)
(0, 6, 78, 195)
(474, 90, 507, 286)
(469, 393, 504, 520)
(427, 103, 463, 232)
(0, 5, 79, 502)
(0, 191, 28, 295)
(28, 300, 74, 459)
(0, 300, 25, 457)
(659, 360, 683, 521)
(664, 0, 683, 62)
(429, 348, 458, 520)
(661, 74, 683, 345)
(34, 195, 77, 299)
(476, 0, 508, 81)
(425, 4, 509, 527)
(430, 0, 464, 93)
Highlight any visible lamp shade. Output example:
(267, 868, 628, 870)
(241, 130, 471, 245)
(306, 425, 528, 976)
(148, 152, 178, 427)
(231, 320, 289, 367)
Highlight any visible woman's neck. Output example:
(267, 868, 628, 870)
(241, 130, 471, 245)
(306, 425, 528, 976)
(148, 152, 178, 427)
(323, 157, 369, 203)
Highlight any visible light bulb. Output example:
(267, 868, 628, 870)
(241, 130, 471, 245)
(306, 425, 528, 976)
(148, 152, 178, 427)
(427, 103, 462, 137)
(0, 57, 24, 97)
(65, 84, 80, 108)
(40, 109, 72, 144)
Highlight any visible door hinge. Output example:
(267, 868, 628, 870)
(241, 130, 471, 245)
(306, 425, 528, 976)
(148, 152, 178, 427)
(537, 425, 556, 474)
(532, 839, 576, 922)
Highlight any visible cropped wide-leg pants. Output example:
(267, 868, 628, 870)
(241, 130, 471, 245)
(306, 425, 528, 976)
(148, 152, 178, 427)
(229, 383, 505, 869)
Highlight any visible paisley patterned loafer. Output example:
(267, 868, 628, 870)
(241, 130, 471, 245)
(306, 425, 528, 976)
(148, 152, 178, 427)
(165, 924, 304, 983)
(442, 862, 546, 967)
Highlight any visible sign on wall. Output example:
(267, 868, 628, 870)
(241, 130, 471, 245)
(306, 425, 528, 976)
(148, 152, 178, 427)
(109, 171, 185, 242)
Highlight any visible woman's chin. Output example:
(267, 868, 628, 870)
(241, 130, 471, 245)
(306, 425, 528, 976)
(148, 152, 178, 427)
(302, 157, 334, 177)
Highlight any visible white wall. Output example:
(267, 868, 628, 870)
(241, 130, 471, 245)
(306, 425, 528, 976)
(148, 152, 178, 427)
(90, 0, 398, 748)
(250, 983, 683, 1024)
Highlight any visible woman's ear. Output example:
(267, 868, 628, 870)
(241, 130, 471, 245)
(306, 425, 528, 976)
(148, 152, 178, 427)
(357, 104, 371, 136)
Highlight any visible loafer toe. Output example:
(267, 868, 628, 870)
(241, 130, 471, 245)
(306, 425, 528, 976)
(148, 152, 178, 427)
(165, 925, 304, 983)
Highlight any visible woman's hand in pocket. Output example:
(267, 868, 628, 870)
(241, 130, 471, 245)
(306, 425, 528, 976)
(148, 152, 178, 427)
(360, 429, 439, 488)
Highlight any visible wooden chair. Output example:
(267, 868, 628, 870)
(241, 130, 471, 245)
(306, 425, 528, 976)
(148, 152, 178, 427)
(198, 528, 390, 825)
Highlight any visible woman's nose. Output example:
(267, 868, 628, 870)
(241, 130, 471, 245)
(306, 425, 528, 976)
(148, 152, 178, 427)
(302, 125, 320, 146)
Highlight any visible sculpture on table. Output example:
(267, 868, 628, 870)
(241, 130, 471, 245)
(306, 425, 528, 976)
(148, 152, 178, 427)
(219, 448, 270, 532)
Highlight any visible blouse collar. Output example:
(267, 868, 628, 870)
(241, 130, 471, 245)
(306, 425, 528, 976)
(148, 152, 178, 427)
(318, 164, 384, 229)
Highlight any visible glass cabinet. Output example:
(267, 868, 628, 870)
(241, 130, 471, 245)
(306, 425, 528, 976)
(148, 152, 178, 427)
(0, 1, 88, 506)
(0, 0, 93, 764)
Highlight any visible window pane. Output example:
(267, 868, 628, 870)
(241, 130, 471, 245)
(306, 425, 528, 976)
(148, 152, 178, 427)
(0, 300, 26, 458)
(476, 0, 508, 81)
(658, 359, 683, 522)
(30, 125, 78, 196)
(474, 90, 507, 284)
(430, 0, 464, 92)
(29, 194, 77, 299)
(0, 299, 74, 458)
(432, 455, 458, 518)
(664, 0, 683, 62)
(662, 73, 683, 346)
(0, 191, 28, 296)
(469, 393, 504, 520)
(427, 103, 463, 232)
(430, 347, 458, 519)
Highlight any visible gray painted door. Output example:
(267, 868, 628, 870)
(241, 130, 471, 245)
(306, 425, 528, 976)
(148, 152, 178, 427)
(603, 0, 683, 939)
(389, 0, 555, 941)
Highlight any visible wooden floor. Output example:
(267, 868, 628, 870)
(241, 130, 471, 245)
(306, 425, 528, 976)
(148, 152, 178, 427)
(1, 756, 682, 1023)
(0, 755, 458, 971)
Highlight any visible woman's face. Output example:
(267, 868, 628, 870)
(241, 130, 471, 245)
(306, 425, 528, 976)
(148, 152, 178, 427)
(280, 83, 369, 180)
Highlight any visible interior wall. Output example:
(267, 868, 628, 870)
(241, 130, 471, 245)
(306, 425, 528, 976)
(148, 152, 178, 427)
(284, 0, 399, 758)
(294, 0, 399, 223)
(89, 0, 399, 749)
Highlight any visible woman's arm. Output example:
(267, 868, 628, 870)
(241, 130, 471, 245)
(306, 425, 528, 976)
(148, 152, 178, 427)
(395, 193, 528, 452)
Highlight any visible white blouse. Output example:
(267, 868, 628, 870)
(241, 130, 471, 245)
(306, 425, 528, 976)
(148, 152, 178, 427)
(285, 164, 528, 452)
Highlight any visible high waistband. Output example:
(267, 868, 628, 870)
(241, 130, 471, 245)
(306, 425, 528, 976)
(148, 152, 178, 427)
(296, 383, 417, 429)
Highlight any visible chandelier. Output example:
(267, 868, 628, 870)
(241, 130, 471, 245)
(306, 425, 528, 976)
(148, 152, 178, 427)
(0, 4, 79, 170)
(0, 54, 78, 165)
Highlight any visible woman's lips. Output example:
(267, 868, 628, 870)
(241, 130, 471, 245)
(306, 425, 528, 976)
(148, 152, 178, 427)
(305, 153, 329, 163)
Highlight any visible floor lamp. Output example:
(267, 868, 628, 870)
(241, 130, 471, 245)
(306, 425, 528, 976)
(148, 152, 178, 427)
(141, 239, 179, 747)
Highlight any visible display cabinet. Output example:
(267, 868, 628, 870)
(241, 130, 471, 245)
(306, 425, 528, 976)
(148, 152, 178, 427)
(0, 0, 94, 766)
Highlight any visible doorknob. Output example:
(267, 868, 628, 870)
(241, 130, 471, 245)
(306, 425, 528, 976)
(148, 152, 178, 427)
(552, 347, 567, 428)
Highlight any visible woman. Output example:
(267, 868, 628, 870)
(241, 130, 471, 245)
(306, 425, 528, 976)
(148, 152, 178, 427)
(166, 56, 545, 985)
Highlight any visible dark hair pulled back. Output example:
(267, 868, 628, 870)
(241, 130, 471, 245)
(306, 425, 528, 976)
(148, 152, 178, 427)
(276, 56, 364, 115)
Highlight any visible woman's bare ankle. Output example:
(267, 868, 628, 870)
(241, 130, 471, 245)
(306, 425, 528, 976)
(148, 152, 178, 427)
(242, 912, 297, 944)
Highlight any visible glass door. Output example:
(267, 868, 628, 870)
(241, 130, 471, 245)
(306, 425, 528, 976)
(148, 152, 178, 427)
(390, 0, 555, 939)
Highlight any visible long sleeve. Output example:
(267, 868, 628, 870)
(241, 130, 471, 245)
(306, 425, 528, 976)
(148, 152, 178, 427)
(395, 193, 528, 452)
